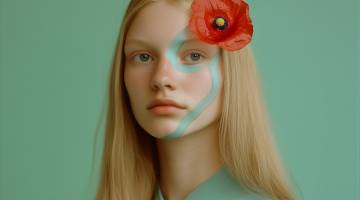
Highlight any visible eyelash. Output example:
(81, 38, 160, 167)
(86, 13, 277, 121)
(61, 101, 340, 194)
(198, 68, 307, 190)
(129, 50, 207, 65)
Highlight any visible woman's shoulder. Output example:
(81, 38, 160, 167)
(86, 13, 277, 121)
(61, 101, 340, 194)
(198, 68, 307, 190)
(186, 165, 269, 200)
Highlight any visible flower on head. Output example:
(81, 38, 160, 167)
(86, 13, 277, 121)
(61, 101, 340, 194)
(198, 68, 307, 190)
(189, 0, 254, 51)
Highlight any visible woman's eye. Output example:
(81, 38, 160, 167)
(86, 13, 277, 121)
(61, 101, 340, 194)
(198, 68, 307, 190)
(132, 53, 154, 64)
(182, 52, 205, 64)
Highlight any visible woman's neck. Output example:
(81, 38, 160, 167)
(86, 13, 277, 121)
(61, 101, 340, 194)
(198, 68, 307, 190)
(155, 121, 224, 200)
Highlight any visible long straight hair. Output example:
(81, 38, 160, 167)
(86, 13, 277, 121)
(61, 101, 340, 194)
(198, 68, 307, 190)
(94, 0, 296, 199)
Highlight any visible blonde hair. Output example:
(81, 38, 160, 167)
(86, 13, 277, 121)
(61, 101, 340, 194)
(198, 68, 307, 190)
(93, 0, 297, 199)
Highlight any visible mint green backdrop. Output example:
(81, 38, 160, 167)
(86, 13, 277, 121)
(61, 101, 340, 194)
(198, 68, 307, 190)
(0, 0, 358, 199)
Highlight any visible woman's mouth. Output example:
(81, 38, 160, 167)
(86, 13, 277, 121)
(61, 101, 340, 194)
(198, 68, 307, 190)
(149, 105, 185, 115)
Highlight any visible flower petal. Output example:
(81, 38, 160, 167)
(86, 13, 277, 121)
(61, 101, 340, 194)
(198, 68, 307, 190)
(189, 0, 254, 51)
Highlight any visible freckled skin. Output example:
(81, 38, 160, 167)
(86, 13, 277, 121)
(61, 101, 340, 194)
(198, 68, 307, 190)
(123, 0, 223, 139)
(163, 29, 221, 140)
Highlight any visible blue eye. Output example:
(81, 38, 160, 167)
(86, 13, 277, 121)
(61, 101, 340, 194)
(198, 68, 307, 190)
(133, 53, 154, 64)
(190, 53, 201, 61)
(182, 51, 205, 64)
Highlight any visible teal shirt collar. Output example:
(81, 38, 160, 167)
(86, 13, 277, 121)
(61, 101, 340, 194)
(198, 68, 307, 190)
(155, 165, 268, 200)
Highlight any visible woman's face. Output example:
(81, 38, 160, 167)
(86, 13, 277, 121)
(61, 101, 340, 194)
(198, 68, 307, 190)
(124, 0, 223, 140)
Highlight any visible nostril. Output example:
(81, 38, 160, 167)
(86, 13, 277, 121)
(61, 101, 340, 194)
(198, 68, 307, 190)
(151, 76, 176, 92)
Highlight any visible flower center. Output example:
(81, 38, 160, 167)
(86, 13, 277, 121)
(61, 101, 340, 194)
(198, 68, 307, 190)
(213, 16, 228, 31)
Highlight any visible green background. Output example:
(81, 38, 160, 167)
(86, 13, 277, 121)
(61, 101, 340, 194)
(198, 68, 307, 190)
(0, 0, 358, 199)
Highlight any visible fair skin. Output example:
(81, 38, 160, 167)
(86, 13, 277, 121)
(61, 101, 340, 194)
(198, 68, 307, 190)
(124, 1, 224, 199)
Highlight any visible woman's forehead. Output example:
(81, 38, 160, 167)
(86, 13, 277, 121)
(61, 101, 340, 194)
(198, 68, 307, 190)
(125, 0, 189, 48)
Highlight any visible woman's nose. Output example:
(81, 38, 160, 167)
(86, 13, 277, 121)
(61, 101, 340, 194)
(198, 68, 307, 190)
(150, 57, 177, 92)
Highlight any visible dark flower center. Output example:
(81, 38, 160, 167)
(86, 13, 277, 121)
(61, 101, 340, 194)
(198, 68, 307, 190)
(212, 16, 228, 31)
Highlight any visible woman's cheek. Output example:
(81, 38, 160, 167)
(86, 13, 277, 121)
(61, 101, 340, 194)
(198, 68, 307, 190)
(124, 70, 140, 102)
(182, 68, 213, 100)
(125, 67, 144, 90)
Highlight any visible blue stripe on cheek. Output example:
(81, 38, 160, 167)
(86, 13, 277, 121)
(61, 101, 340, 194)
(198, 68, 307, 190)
(163, 28, 221, 140)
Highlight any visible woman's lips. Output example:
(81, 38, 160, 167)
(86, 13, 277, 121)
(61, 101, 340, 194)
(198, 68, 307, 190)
(149, 105, 185, 115)
(147, 98, 186, 115)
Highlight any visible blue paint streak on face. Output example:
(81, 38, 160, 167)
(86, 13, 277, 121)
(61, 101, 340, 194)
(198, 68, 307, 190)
(162, 28, 221, 140)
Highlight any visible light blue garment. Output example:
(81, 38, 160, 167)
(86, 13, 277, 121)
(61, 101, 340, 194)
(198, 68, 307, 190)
(155, 165, 270, 200)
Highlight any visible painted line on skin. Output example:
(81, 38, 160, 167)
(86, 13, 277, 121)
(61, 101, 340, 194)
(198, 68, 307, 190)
(162, 28, 221, 140)
(156, 185, 164, 200)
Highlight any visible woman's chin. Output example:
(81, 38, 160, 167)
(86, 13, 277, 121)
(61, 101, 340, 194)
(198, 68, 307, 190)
(145, 121, 180, 139)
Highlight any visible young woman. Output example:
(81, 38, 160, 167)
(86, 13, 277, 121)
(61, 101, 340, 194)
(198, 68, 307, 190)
(95, 0, 296, 199)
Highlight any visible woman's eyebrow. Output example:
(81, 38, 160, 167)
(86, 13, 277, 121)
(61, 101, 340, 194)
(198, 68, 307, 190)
(123, 39, 157, 53)
(124, 38, 152, 47)
(181, 38, 199, 43)
(124, 37, 210, 52)
(180, 35, 210, 45)
(180, 39, 213, 49)
(125, 38, 198, 45)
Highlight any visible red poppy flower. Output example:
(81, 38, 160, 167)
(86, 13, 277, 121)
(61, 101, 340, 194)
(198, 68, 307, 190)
(189, 0, 254, 51)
